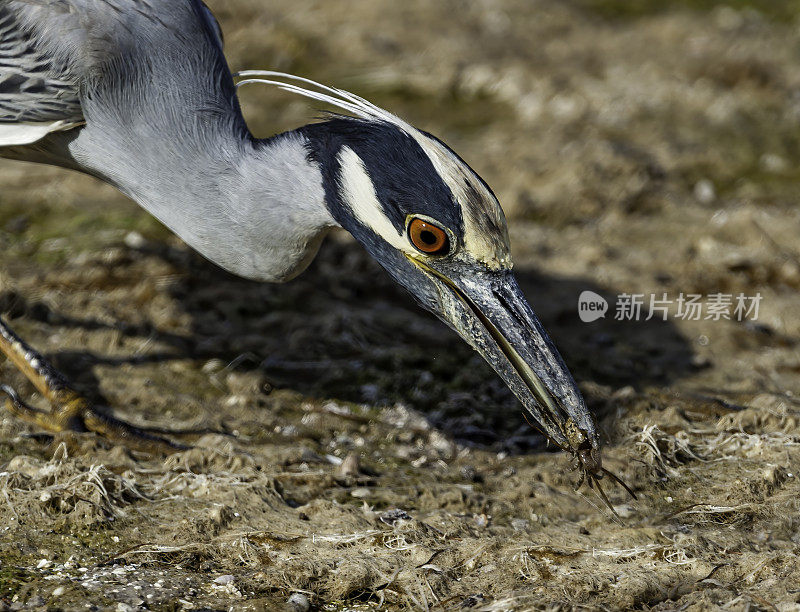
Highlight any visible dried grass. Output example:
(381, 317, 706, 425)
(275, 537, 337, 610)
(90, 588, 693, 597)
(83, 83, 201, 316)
(0, 448, 144, 522)
(631, 424, 704, 478)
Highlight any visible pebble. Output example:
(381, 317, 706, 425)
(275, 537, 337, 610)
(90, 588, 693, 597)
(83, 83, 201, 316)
(213, 574, 235, 585)
(460, 465, 481, 483)
(378, 508, 411, 526)
(287, 593, 311, 612)
(694, 179, 716, 204)
(124, 231, 146, 249)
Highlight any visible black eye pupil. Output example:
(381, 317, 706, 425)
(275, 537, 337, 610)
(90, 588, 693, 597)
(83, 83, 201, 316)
(420, 230, 437, 245)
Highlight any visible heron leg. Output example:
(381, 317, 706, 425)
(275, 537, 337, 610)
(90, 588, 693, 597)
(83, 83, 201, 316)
(0, 314, 185, 453)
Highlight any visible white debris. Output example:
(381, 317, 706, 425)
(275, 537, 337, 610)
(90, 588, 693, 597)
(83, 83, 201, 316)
(287, 593, 311, 612)
(693, 179, 716, 203)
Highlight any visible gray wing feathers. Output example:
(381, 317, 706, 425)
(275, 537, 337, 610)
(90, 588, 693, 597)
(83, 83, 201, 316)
(0, 6, 82, 123)
(0, 0, 225, 147)
(0, 1, 83, 144)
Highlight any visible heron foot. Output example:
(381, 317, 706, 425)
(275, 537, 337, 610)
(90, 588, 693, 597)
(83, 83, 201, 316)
(0, 315, 186, 454)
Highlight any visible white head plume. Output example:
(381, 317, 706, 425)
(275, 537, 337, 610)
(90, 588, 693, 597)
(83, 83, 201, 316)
(235, 70, 512, 270)
(235, 70, 413, 131)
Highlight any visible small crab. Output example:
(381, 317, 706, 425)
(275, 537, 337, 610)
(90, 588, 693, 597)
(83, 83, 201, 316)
(565, 418, 637, 515)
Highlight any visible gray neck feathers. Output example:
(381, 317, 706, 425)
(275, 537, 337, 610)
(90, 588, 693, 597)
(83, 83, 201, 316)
(67, 123, 334, 282)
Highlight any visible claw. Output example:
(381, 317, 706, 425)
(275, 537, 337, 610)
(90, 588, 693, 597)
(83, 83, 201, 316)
(1, 383, 27, 408)
(1, 383, 46, 418)
(1, 316, 187, 454)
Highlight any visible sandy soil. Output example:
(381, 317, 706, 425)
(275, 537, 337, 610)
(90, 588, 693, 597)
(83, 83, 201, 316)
(1, 0, 799, 609)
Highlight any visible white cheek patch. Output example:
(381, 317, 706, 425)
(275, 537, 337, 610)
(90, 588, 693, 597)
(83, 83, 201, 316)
(338, 146, 411, 253)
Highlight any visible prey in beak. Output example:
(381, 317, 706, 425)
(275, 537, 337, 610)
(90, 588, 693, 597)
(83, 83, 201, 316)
(407, 254, 594, 451)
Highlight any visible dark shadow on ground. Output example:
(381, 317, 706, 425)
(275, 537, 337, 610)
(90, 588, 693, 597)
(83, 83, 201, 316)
(1, 238, 697, 452)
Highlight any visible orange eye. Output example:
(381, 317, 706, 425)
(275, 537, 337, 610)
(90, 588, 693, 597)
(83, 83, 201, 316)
(408, 218, 449, 255)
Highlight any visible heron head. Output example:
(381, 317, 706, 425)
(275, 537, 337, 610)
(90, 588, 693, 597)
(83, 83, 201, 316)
(302, 116, 597, 453)
(237, 72, 598, 454)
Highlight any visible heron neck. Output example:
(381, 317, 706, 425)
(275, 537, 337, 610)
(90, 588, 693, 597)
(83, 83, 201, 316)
(70, 126, 335, 283)
(200, 131, 337, 282)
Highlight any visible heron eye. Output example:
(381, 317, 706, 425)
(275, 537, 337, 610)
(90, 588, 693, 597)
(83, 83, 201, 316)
(408, 218, 449, 255)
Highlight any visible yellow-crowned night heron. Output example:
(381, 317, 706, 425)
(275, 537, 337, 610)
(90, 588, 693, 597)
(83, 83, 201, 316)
(0, 0, 627, 497)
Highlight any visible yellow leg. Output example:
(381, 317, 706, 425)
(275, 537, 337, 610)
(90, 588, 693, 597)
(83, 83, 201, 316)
(0, 314, 186, 453)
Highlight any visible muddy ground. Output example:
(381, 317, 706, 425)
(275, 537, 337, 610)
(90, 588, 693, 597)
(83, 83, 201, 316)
(1, 0, 800, 610)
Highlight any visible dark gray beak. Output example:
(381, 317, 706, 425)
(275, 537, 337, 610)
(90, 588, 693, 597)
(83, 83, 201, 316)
(408, 255, 598, 452)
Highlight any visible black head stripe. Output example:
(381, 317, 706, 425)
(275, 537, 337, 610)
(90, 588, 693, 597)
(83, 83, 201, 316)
(302, 117, 465, 239)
